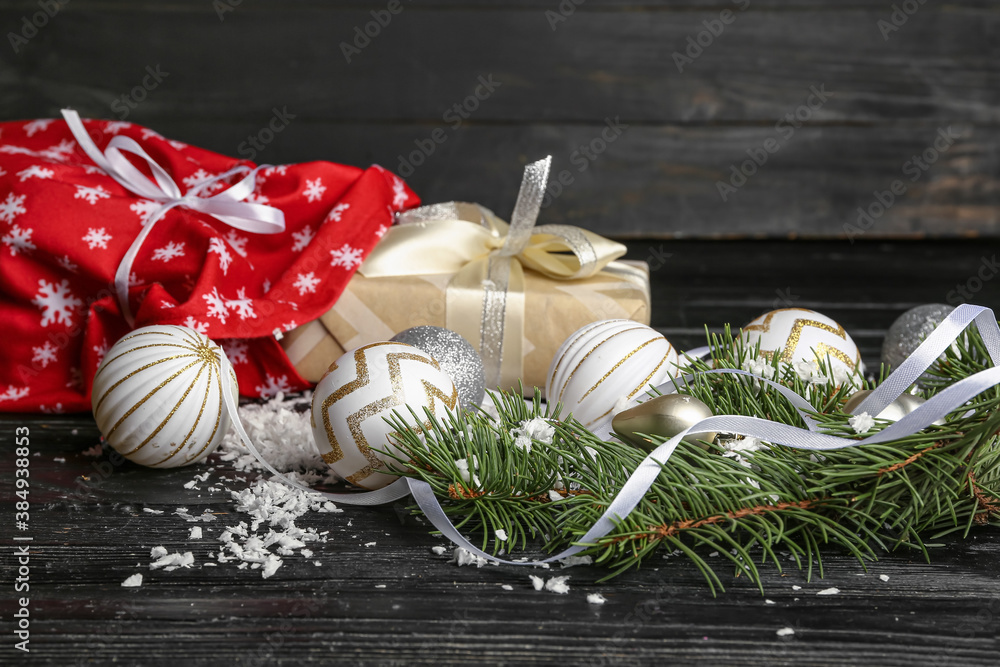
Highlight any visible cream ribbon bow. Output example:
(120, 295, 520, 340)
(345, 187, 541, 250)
(359, 156, 627, 388)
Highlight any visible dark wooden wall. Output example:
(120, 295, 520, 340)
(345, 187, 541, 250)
(0, 0, 998, 239)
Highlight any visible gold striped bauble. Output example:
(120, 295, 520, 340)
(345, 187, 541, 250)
(311, 342, 459, 490)
(738, 308, 863, 378)
(91, 325, 237, 468)
(545, 319, 680, 429)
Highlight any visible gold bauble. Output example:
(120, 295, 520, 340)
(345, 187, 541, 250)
(843, 389, 942, 425)
(612, 394, 717, 451)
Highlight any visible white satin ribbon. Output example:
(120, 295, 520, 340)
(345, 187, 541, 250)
(406, 303, 1000, 566)
(61, 109, 286, 325)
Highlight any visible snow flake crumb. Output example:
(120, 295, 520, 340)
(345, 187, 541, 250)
(879, 574, 890, 582)
(529, 575, 545, 591)
(501, 584, 513, 591)
(559, 555, 593, 568)
(587, 593, 607, 605)
(431, 546, 447, 556)
(189, 526, 203, 540)
(544, 576, 571, 594)
(816, 587, 840, 596)
(150, 552, 194, 570)
(452, 547, 489, 568)
(121, 574, 143, 587)
(776, 627, 795, 637)
(849, 412, 875, 435)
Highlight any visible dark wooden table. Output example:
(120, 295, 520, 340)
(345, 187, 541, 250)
(3, 240, 1000, 666)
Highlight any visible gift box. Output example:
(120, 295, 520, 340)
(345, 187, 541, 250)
(0, 111, 418, 412)
(280, 161, 652, 395)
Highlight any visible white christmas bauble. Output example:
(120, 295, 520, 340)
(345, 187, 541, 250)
(311, 342, 459, 490)
(739, 308, 863, 378)
(91, 325, 237, 468)
(545, 319, 680, 429)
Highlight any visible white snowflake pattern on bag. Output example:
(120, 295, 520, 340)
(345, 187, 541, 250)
(255, 374, 292, 398)
(329, 244, 363, 270)
(152, 241, 185, 262)
(182, 168, 226, 194)
(0, 193, 27, 223)
(325, 203, 350, 222)
(32, 279, 83, 327)
(226, 288, 256, 320)
(0, 385, 30, 402)
(391, 175, 408, 209)
(82, 228, 112, 250)
(182, 316, 210, 335)
(23, 119, 53, 137)
(293, 272, 321, 295)
(2, 225, 35, 256)
(31, 342, 57, 368)
(104, 121, 131, 134)
(208, 237, 233, 274)
(57, 255, 78, 273)
(291, 226, 314, 252)
(221, 339, 249, 365)
(17, 165, 54, 181)
(202, 287, 230, 324)
(130, 199, 161, 225)
(74, 185, 111, 205)
(225, 230, 248, 258)
(302, 178, 326, 203)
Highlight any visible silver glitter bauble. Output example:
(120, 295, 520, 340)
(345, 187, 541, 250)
(881, 304, 955, 385)
(612, 393, 716, 452)
(391, 326, 485, 410)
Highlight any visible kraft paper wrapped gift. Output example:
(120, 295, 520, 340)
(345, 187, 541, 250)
(280, 159, 652, 396)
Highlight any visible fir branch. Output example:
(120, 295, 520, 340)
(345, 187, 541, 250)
(384, 321, 1000, 593)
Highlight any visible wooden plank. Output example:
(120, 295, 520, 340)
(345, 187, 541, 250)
(2, 402, 1000, 666)
(2, 240, 999, 664)
(1, 6, 998, 124)
(108, 120, 998, 239)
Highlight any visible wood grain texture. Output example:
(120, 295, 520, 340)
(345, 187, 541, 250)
(107, 120, 997, 239)
(0, 2, 997, 237)
(3, 6, 998, 124)
(1, 240, 999, 665)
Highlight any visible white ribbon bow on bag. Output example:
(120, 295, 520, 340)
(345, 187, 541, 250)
(61, 109, 286, 325)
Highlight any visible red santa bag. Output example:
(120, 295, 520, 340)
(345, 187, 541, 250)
(0, 112, 418, 413)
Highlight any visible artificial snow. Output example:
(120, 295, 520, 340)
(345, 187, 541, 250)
(188, 526, 203, 540)
(431, 546, 448, 556)
(150, 552, 194, 571)
(121, 574, 143, 587)
(816, 587, 841, 596)
(849, 412, 875, 435)
(880, 575, 890, 582)
(776, 627, 795, 637)
(495, 529, 509, 542)
(149, 546, 167, 559)
(528, 574, 571, 594)
(587, 593, 607, 605)
(544, 576, 571, 594)
(559, 555, 593, 568)
(453, 547, 490, 568)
